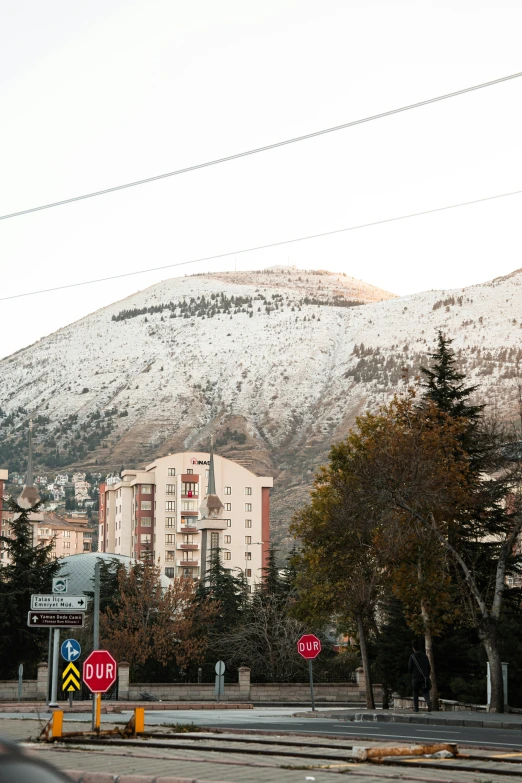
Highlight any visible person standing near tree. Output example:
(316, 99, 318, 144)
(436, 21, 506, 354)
(408, 641, 432, 712)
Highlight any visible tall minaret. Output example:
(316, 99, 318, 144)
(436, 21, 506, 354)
(18, 420, 40, 509)
(198, 437, 227, 581)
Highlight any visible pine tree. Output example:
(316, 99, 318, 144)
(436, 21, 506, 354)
(0, 498, 60, 677)
(261, 546, 283, 599)
(196, 547, 245, 635)
(421, 331, 483, 421)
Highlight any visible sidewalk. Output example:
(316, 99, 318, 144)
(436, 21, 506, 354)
(0, 701, 253, 714)
(294, 707, 522, 730)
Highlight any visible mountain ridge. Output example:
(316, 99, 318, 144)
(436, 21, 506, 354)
(1, 265, 521, 546)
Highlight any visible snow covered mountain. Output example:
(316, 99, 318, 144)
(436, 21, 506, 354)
(1, 265, 522, 545)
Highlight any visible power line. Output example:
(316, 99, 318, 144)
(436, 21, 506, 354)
(2, 186, 521, 302)
(1, 70, 522, 223)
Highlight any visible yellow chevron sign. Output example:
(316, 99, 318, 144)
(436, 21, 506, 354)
(62, 662, 80, 691)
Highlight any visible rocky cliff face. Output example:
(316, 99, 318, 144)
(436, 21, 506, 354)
(1, 265, 521, 547)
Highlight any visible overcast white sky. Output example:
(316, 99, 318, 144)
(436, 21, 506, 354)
(1, 0, 521, 358)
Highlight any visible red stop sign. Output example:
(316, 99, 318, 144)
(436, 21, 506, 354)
(297, 633, 321, 659)
(83, 650, 117, 693)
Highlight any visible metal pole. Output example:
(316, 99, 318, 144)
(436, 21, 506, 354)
(92, 560, 101, 730)
(47, 628, 52, 704)
(18, 664, 23, 704)
(308, 659, 315, 712)
(49, 629, 60, 707)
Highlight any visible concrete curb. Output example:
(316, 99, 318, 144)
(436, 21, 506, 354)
(350, 712, 522, 730)
(293, 709, 522, 731)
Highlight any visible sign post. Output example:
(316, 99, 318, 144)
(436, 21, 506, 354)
(297, 633, 321, 712)
(18, 664, 23, 704)
(83, 650, 117, 731)
(61, 639, 81, 708)
(49, 628, 60, 707)
(215, 660, 225, 702)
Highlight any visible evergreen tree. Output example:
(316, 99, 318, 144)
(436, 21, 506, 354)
(195, 547, 245, 635)
(421, 331, 483, 422)
(0, 498, 60, 677)
(260, 545, 287, 600)
(419, 331, 521, 711)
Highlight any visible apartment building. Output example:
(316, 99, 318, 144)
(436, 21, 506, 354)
(1, 507, 93, 565)
(98, 452, 273, 587)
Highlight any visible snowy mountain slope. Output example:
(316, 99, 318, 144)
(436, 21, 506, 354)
(1, 265, 522, 545)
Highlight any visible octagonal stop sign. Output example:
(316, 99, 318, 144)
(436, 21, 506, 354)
(297, 633, 321, 659)
(83, 650, 117, 693)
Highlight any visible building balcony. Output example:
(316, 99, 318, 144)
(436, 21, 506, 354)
(176, 559, 199, 567)
(180, 509, 198, 516)
(180, 525, 199, 534)
(181, 493, 199, 500)
(178, 543, 199, 550)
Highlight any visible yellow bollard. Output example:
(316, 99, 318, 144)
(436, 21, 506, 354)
(134, 707, 145, 734)
(52, 710, 63, 739)
(95, 693, 101, 731)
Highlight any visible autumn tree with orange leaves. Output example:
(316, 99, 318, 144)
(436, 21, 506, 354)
(100, 561, 217, 680)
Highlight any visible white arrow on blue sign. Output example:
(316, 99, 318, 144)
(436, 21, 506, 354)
(61, 638, 81, 662)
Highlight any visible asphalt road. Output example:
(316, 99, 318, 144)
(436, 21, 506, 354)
(4, 707, 522, 750)
(148, 708, 522, 750)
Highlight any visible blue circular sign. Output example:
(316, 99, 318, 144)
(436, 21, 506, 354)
(61, 638, 81, 662)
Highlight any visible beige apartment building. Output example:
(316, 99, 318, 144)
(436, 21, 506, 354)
(1, 506, 93, 565)
(98, 452, 273, 587)
(0, 459, 93, 566)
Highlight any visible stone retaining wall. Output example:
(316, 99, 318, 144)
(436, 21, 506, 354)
(127, 681, 365, 702)
(0, 680, 38, 701)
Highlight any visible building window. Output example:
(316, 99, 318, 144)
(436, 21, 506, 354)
(63, 530, 71, 537)
(246, 569, 252, 577)
(165, 567, 175, 578)
(168, 468, 176, 477)
(224, 486, 231, 495)
(166, 501, 176, 511)
(225, 503, 231, 511)
(226, 519, 232, 527)
(245, 503, 252, 512)
(245, 551, 252, 560)
(165, 550, 175, 561)
(245, 487, 252, 495)
(224, 551, 232, 560)
(182, 500, 196, 511)
(186, 468, 193, 474)
(141, 501, 152, 510)
(141, 484, 152, 494)
(205, 470, 209, 477)
(183, 535, 194, 545)
(182, 550, 192, 561)
(63, 541, 71, 549)
(245, 519, 252, 528)
(141, 517, 152, 527)
(165, 517, 175, 528)
(165, 484, 176, 495)
(140, 534, 151, 543)
(181, 482, 198, 497)
(224, 535, 231, 544)
(245, 536, 251, 544)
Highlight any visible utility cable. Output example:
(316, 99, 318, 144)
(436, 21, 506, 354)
(1, 186, 521, 302)
(1, 70, 521, 223)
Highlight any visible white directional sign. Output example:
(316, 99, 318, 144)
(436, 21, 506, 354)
(31, 594, 88, 610)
